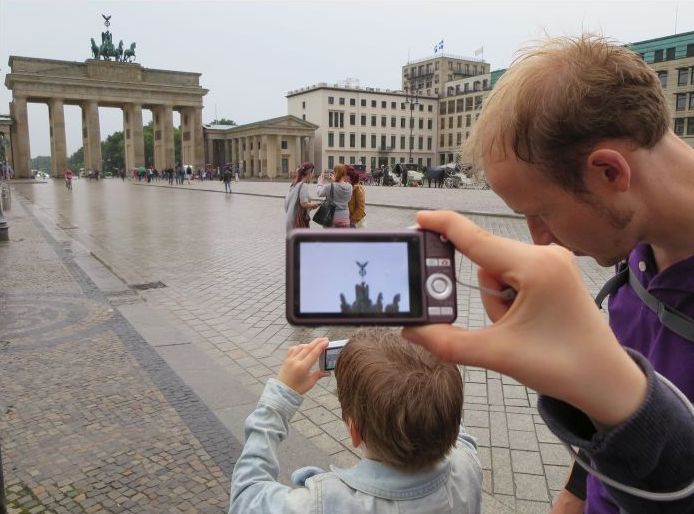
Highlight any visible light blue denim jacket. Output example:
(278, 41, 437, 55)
(229, 379, 482, 514)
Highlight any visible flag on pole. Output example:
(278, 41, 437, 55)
(474, 46, 484, 57)
(434, 40, 444, 53)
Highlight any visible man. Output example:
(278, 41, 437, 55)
(463, 34, 694, 513)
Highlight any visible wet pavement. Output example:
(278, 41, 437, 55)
(1, 178, 614, 513)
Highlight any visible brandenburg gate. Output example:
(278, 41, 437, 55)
(4, 56, 207, 178)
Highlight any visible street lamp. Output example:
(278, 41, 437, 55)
(405, 88, 420, 165)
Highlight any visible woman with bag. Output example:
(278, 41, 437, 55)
(316, 164, 352, 228)
(285, 163, 320, 234)
(347, 168, 367, 228)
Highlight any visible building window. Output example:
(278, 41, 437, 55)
(428, 105, 433, 112)
(381, 116, 387, 127)
(361, 99, 367, 107)
(409, 136, 414, 151)
(674, 118, 684, 135)
(678, 68, 689, 87)
(676, 93, 687, 111)
(419, 118, 424, 129)
(419, 104, 424, 112)
(688, 117, 694, 135)
(391, 135, 396, 149)
(328, 156, 334, 169)
(371, 100, 377, 108)
(350, 98, 356, 106)
(456, 133, 462, 146)
(688, 44, 694, 57)
(339, 97, 345, 105)
(440, 102, 447, 115)
(350, 133, 356, 148)
(690, 93, 694, 110)
(328, 96, 335, 104)
(302, 101, 306, 109)
(401, 102, 406, 110)
(371, 134, 377, 148)
(350, 113, 356, 125)
(658, 71, 668, 88)
(456, 99, 464, 112)
(350, 156, 356, 164)
(281, 140, 288, 150)
(666, 47, 676, 61)
(400, 135, 406, 149)
(400, 117, 406, 128)
(328, 132, 334, 147)
(380, 135, 387, 149)
(282, 158, 289, 174)
(427, 119, 432, 129)
(360, 134, 366, 148)
(410, 118, 414, 129)
(339, 133, 345, 148)
(418, 136, 423, 150)
(654, 49, 663, 63)
(440, 118, 445, 129)
(361, 115, 367, 126)
(440, 134, 445, 146)
(427, 157, 432, 168)
(457, 115, 462, 128)
(371, 115, 376, 126)
(379, 101, 385, 109)
(391, 101, 396, 109)
(302, 114, 305, 120)
(391, 116, 396, 127)
(465, 97, 473, 111)
(448, 117, 453, 129)
(339, 155, 345, 164)
(427, 137, 432, 150)
(448, 134, 453, 146)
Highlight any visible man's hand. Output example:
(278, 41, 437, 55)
(550, 489, 585, 514)
(277, 338, 330, 395)
(402, 211, 647, 428)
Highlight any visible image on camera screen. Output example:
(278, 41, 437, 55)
(299, 241, 411, 315)
(324, 348, 341, 371)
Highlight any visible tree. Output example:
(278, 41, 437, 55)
(210, 118, 236, 126)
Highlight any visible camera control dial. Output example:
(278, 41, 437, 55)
(426, 273, 453, 300)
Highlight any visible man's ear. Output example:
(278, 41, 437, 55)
(585, 148, 631, 193)
(347, 418, 362, 448)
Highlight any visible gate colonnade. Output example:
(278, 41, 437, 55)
(4, 56, 208, 178)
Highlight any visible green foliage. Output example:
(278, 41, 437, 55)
(68, 147, 83, 171)
(210, 118, 236, 126)
(30, 155, 51, 170)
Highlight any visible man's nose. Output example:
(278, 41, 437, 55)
(526, 216, 556, 246)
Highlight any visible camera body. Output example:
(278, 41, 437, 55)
(319, 339, 348, 371)
(286, 228, 457, 326)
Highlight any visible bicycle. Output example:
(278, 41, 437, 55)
(65, 178, 73, 190)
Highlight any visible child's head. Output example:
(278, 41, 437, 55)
(335, 328, 463, 471)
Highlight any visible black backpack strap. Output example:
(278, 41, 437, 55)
(627, 267, 694, 342)
(595, 261, 629, 309)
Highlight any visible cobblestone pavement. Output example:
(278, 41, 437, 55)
(8, 179, 614, 514)
(0, 197, 240, 513)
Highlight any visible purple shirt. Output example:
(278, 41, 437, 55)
(586, 242, 694, 513)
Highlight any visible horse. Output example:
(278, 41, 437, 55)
(115, 40, 124, 62)
(90, 38, 100, 59)
(425, 166, 446, 188)
(124, 42, 136, 62)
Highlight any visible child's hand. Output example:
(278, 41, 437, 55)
(278, 338, 330, 395)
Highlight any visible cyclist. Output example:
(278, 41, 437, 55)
(64, 169, 73, 190)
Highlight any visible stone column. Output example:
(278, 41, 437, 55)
(153, 105, 175, 170)
(123, 103, 145, 171)
(255, 136, 262, 176)
(206, 137, 214, 166)
(10, 96, 31, 178)
(294, 135, 302, 168)
(179, 107, 194, 168)
(82, 100, 102, 172)
(48, 99, 68, 177)
(244, 136, 252, 176)
(192, 107, 204, 171)
(266, 135, 279, 178)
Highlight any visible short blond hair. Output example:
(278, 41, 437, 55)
(335, 328, 463, 471)
(465, 34, 670, 193)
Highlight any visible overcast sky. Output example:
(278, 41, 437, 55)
(2, 0, 693, 157)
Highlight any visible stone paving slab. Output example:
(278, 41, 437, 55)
(7, 180, 617, 512)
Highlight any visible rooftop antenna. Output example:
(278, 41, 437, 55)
(674, 3, 679, 33)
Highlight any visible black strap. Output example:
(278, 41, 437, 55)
(595, 261, 694, 342)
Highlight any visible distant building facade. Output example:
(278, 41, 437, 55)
(402, 54, 491, 98)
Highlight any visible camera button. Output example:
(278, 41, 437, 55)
(438, 258, 451, 267)
(428, 306, 442, 316)
(426, 273, 453, 300)
(440, 306, 454, 316)
(426, 258, 439, 267)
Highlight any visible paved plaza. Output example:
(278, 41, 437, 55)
(1, 178, 614, 513)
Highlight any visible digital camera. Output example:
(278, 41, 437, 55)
(286, 229, 457, 326)
(319, 339, 348, 371)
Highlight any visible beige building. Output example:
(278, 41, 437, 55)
(287, 83, 439, 171)
(0, 114, 13, 166)
(203, 115, 317, 178)
(402, 54, 490, 98)
(631, 31, 694, 147)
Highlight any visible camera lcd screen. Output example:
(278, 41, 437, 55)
(296, 239, 422, 319)
(324, 347, 342, 371)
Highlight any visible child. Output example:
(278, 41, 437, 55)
(229, 328, 482, 513)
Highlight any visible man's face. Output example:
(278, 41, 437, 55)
(485, 155, 636, 267)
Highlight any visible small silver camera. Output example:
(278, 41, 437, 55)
(319, 339, 348, 371)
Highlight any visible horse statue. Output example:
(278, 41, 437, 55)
(114, 40, 124, 62)
(124, 42, 136, 62)
(90, 38, 100, 59)
(99, 31, 116, 60)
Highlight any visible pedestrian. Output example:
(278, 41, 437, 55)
(347, 168, 366, 228)
(222, 166, 233, 193)
(186, 165, 192, 184)
(462, 34, 694, 514)
(234, 162, 240, 182)
(284, 162, 320, 233)
(316, 164, 352, 228)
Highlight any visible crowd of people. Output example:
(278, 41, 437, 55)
(284, 162, 367, 232)
(259, 33, 693, 514)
